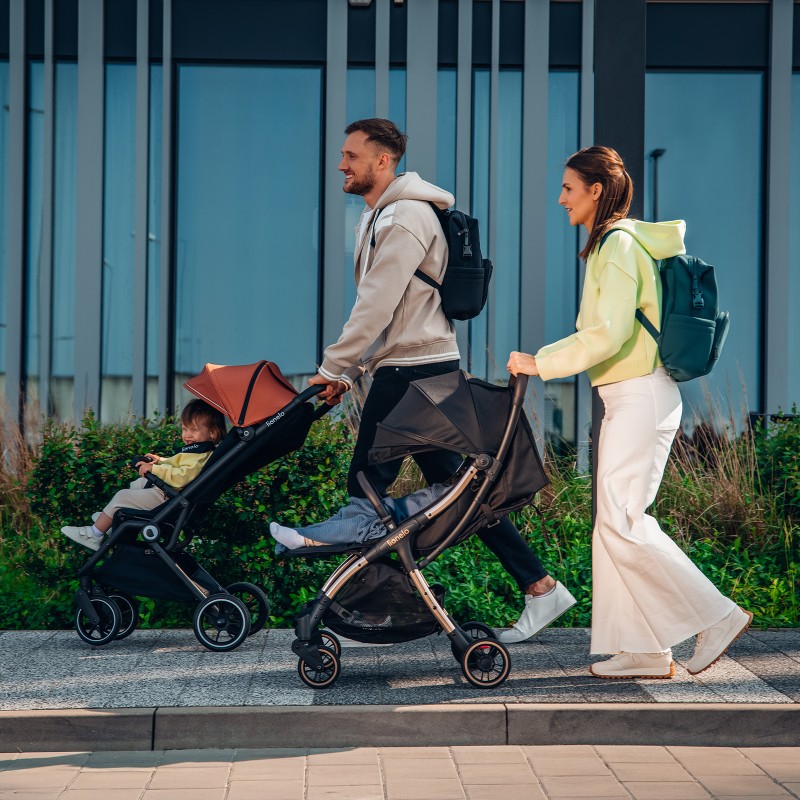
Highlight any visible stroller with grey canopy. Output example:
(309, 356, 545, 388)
(289, 370, 548, 689)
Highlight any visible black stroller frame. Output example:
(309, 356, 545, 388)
(73, 384, 330, 652)
(291, 374, 538, 689)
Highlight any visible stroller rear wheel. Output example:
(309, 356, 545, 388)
(226, 582, 270, 636)
(75, 596, 121, 646)
(106, 591, 139, 640)
(193, 594, 251, 652)
(297, 645, 340, 689)
(460, 638, 511, 689)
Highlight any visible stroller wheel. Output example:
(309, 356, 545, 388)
(75, 597, 121, 646)
(297, 645, 340, 689)
(192, 594, 251, 652)
(106, 592, 139, 640)
(451, 620, 496, 660)
(460, 639, 511, 689)
(226, 582, 270, 636)
(319, 630, 341, 656)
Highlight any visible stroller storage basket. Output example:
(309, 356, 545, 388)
(324, 559, 445, 644)
(95, 543, 220, 603)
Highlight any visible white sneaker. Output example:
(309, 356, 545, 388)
(91, 512, 101, 523)
(497, 582, 577, 643)
(590, 651, 675, 679)
(686, 606, 753, 675)
(61, 525, 102, 552)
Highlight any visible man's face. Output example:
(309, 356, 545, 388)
(339, 131, 380, 196)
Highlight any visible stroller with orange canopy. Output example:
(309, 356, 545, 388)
(73, 361, 329, 652)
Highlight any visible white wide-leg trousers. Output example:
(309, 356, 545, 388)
(590, 367, 734, 654)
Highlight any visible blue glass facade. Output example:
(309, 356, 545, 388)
(1, 1, 796, 449)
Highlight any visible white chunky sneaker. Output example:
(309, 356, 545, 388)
(590, 651, 675, 679)
(686, 606, 753, 675)
(91, 512, 101, 523)
(61, 525, 102, 552)
(497, 582, 577, 644)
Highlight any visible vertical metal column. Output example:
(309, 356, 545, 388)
(5, 0, 26, 420)
(485, 0, 500, 380)
(132, 0, 150, 417)
(764, 0, 793, 417)
(74, 0, 105, 419)
(405, 0, 437, 177)
(519, 0, 549, 441)
(38, 0, 55, 414)
(591, 0, 646, 520)
(575, 0, 594, 473)
(158, 0, 172, 413)
(454, 0, 473, 362)
(375, 0, 390, 119)
(321, 0, 348, 354)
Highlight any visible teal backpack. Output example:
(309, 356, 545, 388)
(601, 229, 730, 383)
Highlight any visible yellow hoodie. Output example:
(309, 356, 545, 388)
(535, 219, 686, 386)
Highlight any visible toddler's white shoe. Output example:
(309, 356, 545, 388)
(61, 525, 102, 552)
(497, 582, 576, 644)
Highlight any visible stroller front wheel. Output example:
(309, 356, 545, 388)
(192, 594, 251, 652)
(75, 596, 121, 646)
(460, 638, 511, 689)
(297, 645, 340, 689)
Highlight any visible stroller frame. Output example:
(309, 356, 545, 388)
(74, 384, 328, 652)
(291, 375, 531, 689)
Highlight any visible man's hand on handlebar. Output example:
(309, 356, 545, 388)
(308, 374, 349, 406)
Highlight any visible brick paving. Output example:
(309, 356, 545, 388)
(1, 745, 799, 799)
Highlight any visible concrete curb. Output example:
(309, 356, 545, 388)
(2, 704, 798, 752)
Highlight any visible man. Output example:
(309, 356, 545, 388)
(310, 118, 575, 643)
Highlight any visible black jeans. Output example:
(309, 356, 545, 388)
(347, 361, 548, 590)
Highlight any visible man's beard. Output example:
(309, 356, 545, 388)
(344, 165, 375, 196)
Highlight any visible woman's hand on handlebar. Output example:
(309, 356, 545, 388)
(507, 351, 539, 377)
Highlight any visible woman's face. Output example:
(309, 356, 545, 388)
(559, 167, 600, 229)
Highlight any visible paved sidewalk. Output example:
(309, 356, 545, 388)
(2, 745, 799, 800)
(1, 628, 798, 752)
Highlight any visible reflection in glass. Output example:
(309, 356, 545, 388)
(0, 61, 8, 391)
(101, 64, 136, 422)
(645, 72, 763, 430)
(175, 66, 322, 397)
(146, 65, 163, 418)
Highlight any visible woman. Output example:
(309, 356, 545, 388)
(507, 145, 751, 678)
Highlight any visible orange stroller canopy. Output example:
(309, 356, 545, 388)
(184, 360, 298, 427)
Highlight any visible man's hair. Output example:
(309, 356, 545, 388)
(344, 118, 407, 166)
(181, 398, 227, 443)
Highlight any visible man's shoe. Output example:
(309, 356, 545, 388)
(61, 525, 102, 552)
(590, 651, 675, 679)
(497, 582, 576, 644)
(686, 606, 753, 675)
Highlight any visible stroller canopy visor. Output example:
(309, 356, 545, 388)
(184, 360, 297, 426)
(370, 370, 525, 463)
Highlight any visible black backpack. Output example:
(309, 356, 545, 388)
(371, 203, 493, 321)
(601, 228, 730, 382)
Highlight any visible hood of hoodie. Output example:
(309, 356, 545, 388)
(609, 218, 686, 261)
(374, 171, 455, 210)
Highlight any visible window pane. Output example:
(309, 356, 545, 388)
(645, 72, 764, 429)
(51, 62, 78, 420)
(175, 66, 322, 392)
(0, 61, 8, 391)
(790, 73, 800, 409)
(436, 68, 456, 195)
(545, 70, 580, 452)
(101, 63, 136, 422)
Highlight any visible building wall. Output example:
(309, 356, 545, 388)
(1, 0, 798, 452)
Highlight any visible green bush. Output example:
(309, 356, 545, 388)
(1, 407, 797, 631)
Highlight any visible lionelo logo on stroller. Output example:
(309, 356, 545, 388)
(72, 360, 333, 652)
(288, 370, 548, 690)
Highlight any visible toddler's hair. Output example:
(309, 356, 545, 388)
(181, 399, 227, 443)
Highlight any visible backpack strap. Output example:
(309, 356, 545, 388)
(369, 207, 385, 248)
(413, 269, 441, 290)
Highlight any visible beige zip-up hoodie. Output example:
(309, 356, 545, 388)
(319, 172, 459, 386)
